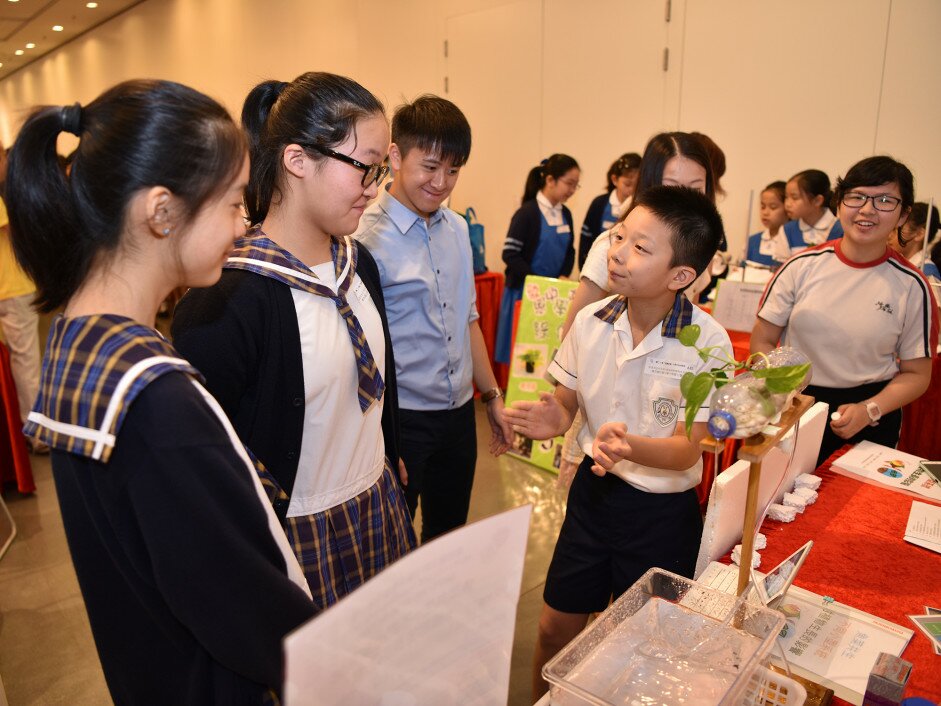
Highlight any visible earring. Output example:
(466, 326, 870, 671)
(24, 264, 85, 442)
(162, 227, 171, 237)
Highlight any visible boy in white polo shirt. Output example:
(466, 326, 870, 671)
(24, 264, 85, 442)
(504, 186, 731, 699)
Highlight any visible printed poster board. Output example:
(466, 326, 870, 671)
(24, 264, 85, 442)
(504, 275, 577, 474)
(711, 279, 765, 333)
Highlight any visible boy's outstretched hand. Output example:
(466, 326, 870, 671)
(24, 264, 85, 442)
(503, 392, 570, 440)
(591, 422, 632, 476)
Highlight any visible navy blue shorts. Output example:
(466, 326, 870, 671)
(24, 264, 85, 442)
(544, 456, 703, 614)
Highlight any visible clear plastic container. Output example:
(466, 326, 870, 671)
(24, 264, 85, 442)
(544, 568, 786, 706)
(707, 375, 778, 440)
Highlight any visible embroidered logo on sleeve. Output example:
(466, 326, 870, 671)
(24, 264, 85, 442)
(874, 300, 895, 315)
(653, 397, 679, 427)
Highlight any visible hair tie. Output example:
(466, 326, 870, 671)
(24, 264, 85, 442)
(540, 158, 548, 166)
(61, 102, 83, 137)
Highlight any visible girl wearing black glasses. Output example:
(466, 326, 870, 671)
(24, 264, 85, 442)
(173, 72, 415, 611)
(753, 156, 938, 466)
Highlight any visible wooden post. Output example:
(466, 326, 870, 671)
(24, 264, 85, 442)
(700, 393, 815, 595)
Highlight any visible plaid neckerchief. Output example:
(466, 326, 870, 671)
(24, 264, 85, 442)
(225, 229, 384, 413)
(24, 314, 201, 463)
(593, 293, 694, 339)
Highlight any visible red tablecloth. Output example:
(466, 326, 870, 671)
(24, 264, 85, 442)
(474, 271, 505, 389)
(898, 354, 941, 460)
(0, 341, 35, 493)
(724, 448, 941, 704)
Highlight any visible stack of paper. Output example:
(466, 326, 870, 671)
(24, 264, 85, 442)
(904, 500, 941, 554)
(834, 441, 941, 501)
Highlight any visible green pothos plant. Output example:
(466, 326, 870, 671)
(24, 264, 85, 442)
(676, 324, 811, 437)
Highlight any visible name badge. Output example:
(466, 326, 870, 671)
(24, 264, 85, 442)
(352, 279, 370, 304)
(643, 357, 689, 380)
(557, 224, 571, 234)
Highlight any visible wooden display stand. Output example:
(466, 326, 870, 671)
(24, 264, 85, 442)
(700, 393, 815, 596)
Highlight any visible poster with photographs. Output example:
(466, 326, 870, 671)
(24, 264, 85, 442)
(504, 275, 577, 473)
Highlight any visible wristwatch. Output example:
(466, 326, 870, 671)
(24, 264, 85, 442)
(481, 387, 503, 404)
(864, 400, 882, 426)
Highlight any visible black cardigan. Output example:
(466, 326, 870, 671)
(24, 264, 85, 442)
(53, 373, 316, 704)
(579, 193, 610, 270)
(502, 199, 575, 289)
(171, 244, 401, 516)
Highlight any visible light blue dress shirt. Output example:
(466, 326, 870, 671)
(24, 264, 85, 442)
(354, 185, 479, 411)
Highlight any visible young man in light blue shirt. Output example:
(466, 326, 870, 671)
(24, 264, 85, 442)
(355, 95, 511, 542)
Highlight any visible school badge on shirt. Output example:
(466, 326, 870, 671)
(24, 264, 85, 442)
(653, 397, 679, 427)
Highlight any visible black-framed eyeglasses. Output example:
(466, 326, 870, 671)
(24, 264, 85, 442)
(309, 145, 390, 188)
(841, 192, 902, 212)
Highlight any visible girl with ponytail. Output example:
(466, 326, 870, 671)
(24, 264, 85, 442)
(7, 79, 315, 704)
(172, 72, 416, 610)
(494, 153, 580, 363)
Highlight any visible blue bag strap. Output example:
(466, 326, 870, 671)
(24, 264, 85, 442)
(465, 207, 477, 224)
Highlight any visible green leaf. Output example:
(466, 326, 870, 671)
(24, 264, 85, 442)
(678, 324, 701, 347)
(751, 363, 811, 394)
(683, 372, 715, 437)
(680, 371, 696, 399)
(714, 377, 730, 389)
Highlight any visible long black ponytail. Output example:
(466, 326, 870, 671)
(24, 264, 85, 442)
(6, 79, 245, 312)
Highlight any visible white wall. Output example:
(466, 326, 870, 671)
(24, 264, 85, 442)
(1, 0, 939, 267)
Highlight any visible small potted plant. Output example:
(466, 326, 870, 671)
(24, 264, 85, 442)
(518, 349, 542, 374)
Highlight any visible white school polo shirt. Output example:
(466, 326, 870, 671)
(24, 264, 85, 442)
(288, 262, 387, 517)
(757, 241, 938, 389)
(580, 229, 613, 289)
(548, 294, 733, 493)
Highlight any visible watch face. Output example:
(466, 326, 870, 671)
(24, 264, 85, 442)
(866, 402, 881, 421)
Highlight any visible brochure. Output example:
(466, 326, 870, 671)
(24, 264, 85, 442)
(834, 441, 941, 501)
(904, 500, 941, 554)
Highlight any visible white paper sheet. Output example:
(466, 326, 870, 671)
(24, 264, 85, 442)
(711, 279, 766, 333)
(283, 504, 532, 706)
(904, 500, 941, 554)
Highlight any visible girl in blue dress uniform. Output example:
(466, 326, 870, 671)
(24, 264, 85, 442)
(495, 153, 580, 364)
(783, 168, 843, 249)
(6, 80, 315, 705)
(744, 181, 791, 268)
(578, 153, 641, 269)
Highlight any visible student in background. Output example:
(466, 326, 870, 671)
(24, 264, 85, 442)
(744, 181, 792, 268)
(173, 72, 415, 609)
(753, 156, 937, 467)
(494, 153, 579, 364)
(578, 152, 641, 270)
(888, 201, 941, 280)
(783, 168, 843, 249)
(7, 79, 315, 704)
(504, 186, 731, 699)
(355, 95, 511, 543)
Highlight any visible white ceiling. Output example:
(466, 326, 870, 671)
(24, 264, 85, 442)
(0, 0, 143, 81)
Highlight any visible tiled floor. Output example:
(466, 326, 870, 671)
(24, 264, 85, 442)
(0, 405, 568, 706)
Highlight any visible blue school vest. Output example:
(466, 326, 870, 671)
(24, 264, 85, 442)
(783, 218, 843, 248)
(530, 211, 570, 277)
(745, 232, 777, 267)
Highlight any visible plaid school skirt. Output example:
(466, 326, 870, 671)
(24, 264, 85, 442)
(257, 459, 416, 611)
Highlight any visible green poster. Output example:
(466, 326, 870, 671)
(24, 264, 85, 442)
(504, 275, 578, 474)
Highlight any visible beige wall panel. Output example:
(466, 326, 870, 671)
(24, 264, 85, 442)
(677, 0, 890, 257)
(875, 0, 941, 206)
(445, 0, 543, 273)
